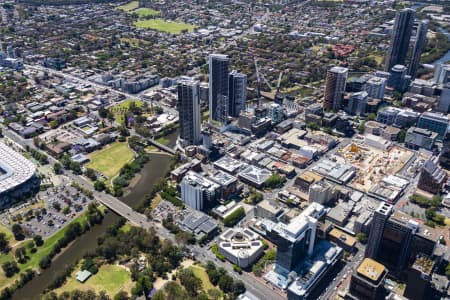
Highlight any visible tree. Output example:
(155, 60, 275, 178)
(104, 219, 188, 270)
(12, 224, 25, 240)
(264, 173, 286, 189)
(99, 107, 109, 119)
(53, 162, 63, 174)
(178, 268, 202, 297)
(84, 168, 97, 181)
(233, 265, 242, 274)
(431, 194, 442, 207)
(94, 180, 106, 191)
(39, 255, 52, 269)
(2, 261, 19, 277)
(52, 202, 61, 211)
(175, 231, 195, 246)
(208, 289, 221, 300)
(218, 274, 234, 293)
(0, 233, 9, 253)
(233, 280, 246, 295)
(398, 129, 406, 143)
(69, 161, 82, 175)
(367, 113, 376, 121)
(33, 235, 44, 247)
(118, 126, 130, 137)
(356, 232, 368, 244)
(223, 207, 245, 227)
(162, 281, 187, 299)
(358, 121, 366, 134)
(113, 291, 129, 300)
(49, 120, 59, 129)
(306, 122, 319, 130)
(15, 246, 27, 263)
(87, 203, 104, 225)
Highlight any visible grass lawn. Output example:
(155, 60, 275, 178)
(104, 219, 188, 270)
(56, 264, 131, 297)
(0, 224, 13, 242)
(87, 142, 134, 179)
(155, 136, 169, 145)
(134, 18, 197, 34)
(368, 54, 384, 65)
(110, 99, 143, 125)
(190, 265, 220, 294)
(135, 8, 159, 18)
(282, 85, 314, 98)
(117, 1, 138, 11)
(145, 145, 159, 152)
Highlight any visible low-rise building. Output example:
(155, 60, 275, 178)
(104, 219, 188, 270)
(179, 210, 218, 240)
(405, 127, 438, 150)
(328, 227, 357, 252)
(238, 165, 272, 189)
(311, 158, 356, 184)
(255, 199, 284, 222)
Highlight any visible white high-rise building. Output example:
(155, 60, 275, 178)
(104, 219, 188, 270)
(365, 76, 386, 100)
(180, 171, 220, 210)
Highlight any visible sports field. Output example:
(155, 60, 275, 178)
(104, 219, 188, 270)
(87, 142, 134, 179)
(117, 1, 138, 12)
(55, 264, 132, 297)
(134, 18, 197, 34)
(135, 7, 159, 18)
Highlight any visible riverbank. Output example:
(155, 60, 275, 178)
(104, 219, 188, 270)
(12, 140, 176, 300)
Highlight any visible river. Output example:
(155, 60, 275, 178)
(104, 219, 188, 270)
(13, 131, 178, 300)
(434, 27, 450, 65)
(409, 2, 450, 66)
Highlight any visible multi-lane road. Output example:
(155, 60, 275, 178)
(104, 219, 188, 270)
(0, 124, 154, 228)
(190, 243, 286, 300)
(24, 64, 178, 117)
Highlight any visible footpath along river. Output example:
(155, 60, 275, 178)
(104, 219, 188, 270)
(13, 131, 178, 300)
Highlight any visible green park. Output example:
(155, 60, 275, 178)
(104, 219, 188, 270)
(87, 142, 134, 180)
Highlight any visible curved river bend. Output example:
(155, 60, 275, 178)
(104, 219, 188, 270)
(13, 132, 177, 300)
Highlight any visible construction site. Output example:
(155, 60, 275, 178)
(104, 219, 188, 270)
(337, 143, 415, 192)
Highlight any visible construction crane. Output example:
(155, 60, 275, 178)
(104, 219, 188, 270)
(254, 58, 262, 107)
(274, 71, 284, 104)
(276, 71, 283, 95)
(261, 73, 273, 91)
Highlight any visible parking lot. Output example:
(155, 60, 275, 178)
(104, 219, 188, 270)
(151, 199, 186, 222)
(1, 177, 94, 238)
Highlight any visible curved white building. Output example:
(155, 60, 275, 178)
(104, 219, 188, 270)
(218, 228, 264, 268)
(0, 142, 38, 208)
